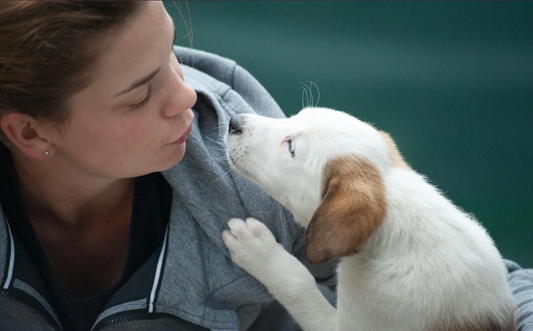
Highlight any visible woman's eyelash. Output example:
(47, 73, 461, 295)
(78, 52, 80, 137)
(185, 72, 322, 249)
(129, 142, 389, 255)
(129, 85, 152, 109)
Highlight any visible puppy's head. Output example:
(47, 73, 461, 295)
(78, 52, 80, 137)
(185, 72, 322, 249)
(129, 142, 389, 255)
(226, 107, 408, 264)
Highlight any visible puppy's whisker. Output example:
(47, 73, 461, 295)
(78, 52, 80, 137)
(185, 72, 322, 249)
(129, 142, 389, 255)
(212, 155, 230, 162)
(300, 81, 321, 108)
(311, 82, 320, 107)
(206, 147, 228, 153)
(300, 87, 309, 109)
(307, 81, 320, 107)
(211, 154, 243, 183)
(205, 137, 228, 149)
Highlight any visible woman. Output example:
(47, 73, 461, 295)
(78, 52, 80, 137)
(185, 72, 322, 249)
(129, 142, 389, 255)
(0, 1, 530, 331)
(0, 2, 335, 330)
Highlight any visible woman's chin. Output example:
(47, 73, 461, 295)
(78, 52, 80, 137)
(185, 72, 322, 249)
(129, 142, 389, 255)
(159, 142, 187, 171)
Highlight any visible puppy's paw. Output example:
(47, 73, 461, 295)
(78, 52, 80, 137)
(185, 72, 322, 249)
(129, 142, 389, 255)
(222, 217, 283, 277)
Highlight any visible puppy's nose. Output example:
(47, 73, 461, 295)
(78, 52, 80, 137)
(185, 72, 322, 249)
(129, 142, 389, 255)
(229, 115, 243, 135)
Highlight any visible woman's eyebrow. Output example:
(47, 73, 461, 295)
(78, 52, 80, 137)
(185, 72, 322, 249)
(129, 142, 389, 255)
(116, 19, 175, 98)
(115, 67, 160, 97)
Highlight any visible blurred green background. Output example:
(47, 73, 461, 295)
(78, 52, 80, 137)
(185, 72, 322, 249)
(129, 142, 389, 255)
(167, 1, 533, 267)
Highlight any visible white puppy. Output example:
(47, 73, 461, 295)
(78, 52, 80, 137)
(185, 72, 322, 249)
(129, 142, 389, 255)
(222, 107, 515, 331)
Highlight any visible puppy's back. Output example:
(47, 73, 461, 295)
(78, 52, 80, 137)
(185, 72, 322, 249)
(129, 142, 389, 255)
(366, 168, 516, 330)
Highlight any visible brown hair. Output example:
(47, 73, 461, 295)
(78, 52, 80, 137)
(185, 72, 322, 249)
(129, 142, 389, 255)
(0, 1, 141, 138)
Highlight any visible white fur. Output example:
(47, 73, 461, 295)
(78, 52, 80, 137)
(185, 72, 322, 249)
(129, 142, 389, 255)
(222, 107, 514, 331)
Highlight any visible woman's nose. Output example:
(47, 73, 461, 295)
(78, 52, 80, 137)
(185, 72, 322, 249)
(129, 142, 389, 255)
(162, 76, 197, 118)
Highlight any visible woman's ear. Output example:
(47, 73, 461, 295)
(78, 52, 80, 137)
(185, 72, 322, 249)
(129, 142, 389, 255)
(0, 112, 55, 160)
(305, 155, 387, 264)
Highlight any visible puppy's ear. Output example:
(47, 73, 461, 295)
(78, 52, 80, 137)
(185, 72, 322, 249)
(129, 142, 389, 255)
(305, 155, 387, 264)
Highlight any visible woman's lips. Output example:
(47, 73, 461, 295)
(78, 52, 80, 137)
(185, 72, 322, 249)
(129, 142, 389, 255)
(170, 124, 192, 145)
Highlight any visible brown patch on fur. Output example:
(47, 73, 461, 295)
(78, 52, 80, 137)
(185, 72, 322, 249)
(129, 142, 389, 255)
(305, 154, 387, 264)
(378, 131, 411, 170)
(428, 310, 516, 331)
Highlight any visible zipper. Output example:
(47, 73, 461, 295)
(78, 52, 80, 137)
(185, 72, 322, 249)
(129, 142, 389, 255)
(1, 290, 62, 331)
(1, 216, 62, 330)
(92, 310, 210, 331)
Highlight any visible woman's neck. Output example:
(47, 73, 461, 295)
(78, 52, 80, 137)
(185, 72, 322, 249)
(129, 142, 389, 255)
(13, 152, 135, 231)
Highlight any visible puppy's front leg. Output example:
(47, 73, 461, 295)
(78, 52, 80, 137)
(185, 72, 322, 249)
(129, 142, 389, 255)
(222, 218, 337, 331)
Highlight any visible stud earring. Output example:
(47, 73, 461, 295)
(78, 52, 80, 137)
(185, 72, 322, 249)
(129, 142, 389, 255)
(44, 150, 49, 156)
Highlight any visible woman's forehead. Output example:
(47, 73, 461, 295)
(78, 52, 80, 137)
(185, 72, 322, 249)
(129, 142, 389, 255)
(83, 1, 173, 99)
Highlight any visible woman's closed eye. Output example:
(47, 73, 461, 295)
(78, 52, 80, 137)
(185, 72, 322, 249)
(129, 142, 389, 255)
(128, 84, 152, 110)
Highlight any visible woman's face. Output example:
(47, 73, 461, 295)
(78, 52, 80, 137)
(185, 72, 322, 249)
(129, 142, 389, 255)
(48, 1, 197, 180)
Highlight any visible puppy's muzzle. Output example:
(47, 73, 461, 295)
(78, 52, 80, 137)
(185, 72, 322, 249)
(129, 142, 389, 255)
(229, 115, 244, 135)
